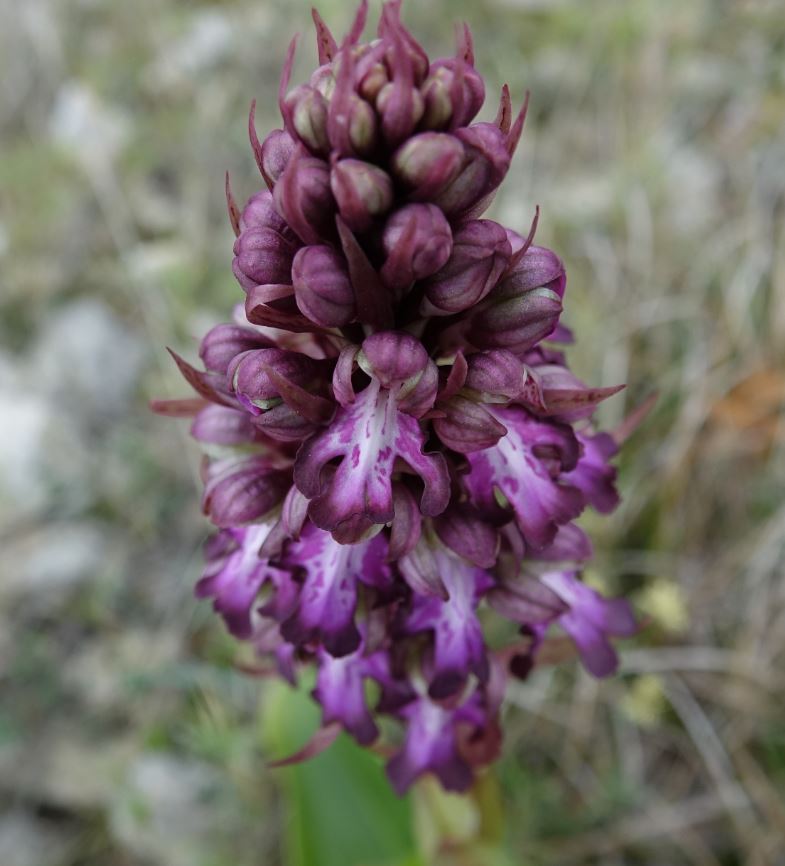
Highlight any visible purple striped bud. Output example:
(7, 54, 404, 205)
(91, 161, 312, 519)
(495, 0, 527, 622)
(467, 246, 565, 354)
(376, 82, 425, 146)
(421, 220, 511, 316)
(258, 129, 296, 188)
(380, 204, 453, 294)
(273, 149, 336, 246)
(391, 132, 464, 200)
(432, 395, 507, 453)
(463, 350, 525, 402)
(358, 331, 438, 418)
(291, 245, 356, 327)
(282, 85, 330, 155)
(330, 159, 394, 233)
(434, 123, 511, 218)
(228, 347, 333, 441)
(421, 60, 485, 131)
(201, 456, 290, 528)
(231, 208, 300, 294)
(198, 323, 275, 374)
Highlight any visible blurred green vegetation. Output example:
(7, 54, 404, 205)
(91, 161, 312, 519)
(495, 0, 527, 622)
(1, 0, 784, 864)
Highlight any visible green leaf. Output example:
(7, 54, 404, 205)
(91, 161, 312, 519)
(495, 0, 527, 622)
(261, 679, 417, 866)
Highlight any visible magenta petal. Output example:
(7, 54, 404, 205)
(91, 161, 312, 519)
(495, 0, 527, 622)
(313, 646, 379, 745)
(404, 546, 493, 698)
(282, 523, 391, 657)
(465, 407, 583, 549)
(386, 696, 474, 795)
(563, 431, 620, 514)
(294, 381, 449, 536)
(541, 570, 637, 677)
(197, 523, 293, 638)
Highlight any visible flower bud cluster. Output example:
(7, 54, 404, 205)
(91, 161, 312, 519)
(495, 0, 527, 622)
(160, 0, 635, 795)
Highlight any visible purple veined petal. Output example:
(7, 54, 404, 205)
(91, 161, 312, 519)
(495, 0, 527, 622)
(404, 545, 494, 699)
(197, 522, 293, 638)
(540, 570, 637, 677)
(464, 407, 584, 549)
(294, 380, 449, 538)
(386, 695, 475, 796)
(313, 646, 379, 745)
(561, 431, 620, 514)
(281, 523, 391, 657)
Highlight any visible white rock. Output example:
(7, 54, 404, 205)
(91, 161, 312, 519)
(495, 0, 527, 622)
(112, 754, 231, 866)
(31, 298, 144, 415)
(0, 811, 76, 866)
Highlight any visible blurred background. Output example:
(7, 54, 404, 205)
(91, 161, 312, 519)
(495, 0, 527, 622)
(1, 0, 784, 863)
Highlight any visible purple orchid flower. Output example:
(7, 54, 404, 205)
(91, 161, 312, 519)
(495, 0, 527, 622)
(156, 0, 645, 795)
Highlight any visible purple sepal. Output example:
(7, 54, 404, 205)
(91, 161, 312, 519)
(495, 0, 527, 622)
(422, 220, 511, 316)
(291, 244, 356, 327)
(404, 545, 493, 699)
(433, 504, 499, 569)
(388, 483, 422, 560)
(463, 350, 525, 402)
(294, 379, 449, 539)
(273, 147, 336, 246)
(540, 570, 637, 677)
(487, 573, 567, 625)
(563, 431, 620, 514)
(391, 132, 464, 200)
(232, 193, 301, 293)
(197, 523, 295, 638)
(199, 323, 275, 375)
(381, 204, 453, 296)
(522, 363, 625, 421)
(358, 331, 439, 418)
(201, 456, 290, 528)
(432, 395, 508, 453)
(433, 123, 511, 219)
(528, 522, 593, 563)
(258, 128, 297, 188)
(330, 159, 393, 233)
(191, 404, 266, 446)
(464, 407, 583, 549)
(281, 84, 330, 155)
(281, 522, 391, 657)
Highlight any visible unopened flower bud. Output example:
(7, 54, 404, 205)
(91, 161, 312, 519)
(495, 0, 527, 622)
(202, 456, 290, 528)
(273, 150, 336, 246)
(310, 64, 336, 100)
(421, 220, 511, 315)
(391, 132, 464, 200)
(421, 60, 485, 130)
(291, 245, 356, 327)
(330, 159, 393, 233)
(463, 350, 525, 402)
(376, 82, 425, 145)
(432, 396, 507, 453)
(358, 331, 438, 417)
(259, 129, 296, 187)
(381, 204, 453, 294)
(283, 85, 330, 154)
(232, 192, 301, 292)
(433, 123, 511, 218)
(469, 288, 562, 355)
(198, 323, 274, 374)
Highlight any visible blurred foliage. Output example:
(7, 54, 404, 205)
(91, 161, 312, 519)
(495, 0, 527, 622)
(1, 0, 784, 864)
